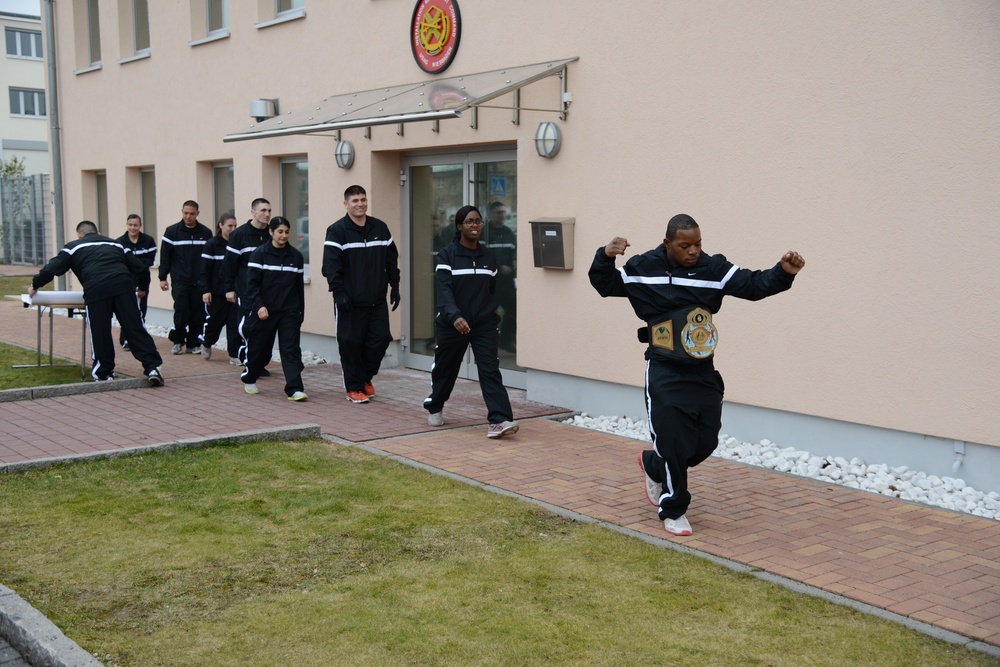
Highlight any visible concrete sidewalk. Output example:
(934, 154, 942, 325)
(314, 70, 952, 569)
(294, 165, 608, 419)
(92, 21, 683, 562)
(0, 297, 998, 663)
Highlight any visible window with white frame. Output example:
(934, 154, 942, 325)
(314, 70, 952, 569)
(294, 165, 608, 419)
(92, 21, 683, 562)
(5, 28, 43, 59)
(133, 0, 150, 52)
(209, 0, 230, 34)
(140, 169, 157, 241)
(96, 171, 109, 236)
(87, 0, 102, 64)
(277, 0, 305, 14)
(212, 162, 235, 223)
(9, 88, 46, 118)
(280, 158, 309, 266)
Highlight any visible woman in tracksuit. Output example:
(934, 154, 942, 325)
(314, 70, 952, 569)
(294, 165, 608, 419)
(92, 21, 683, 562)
(240, 216, 307, 401)
(198, 213, 239, 362)
(423, 205, 518, 438)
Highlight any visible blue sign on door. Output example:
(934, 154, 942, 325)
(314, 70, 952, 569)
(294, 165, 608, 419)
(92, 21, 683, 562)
(489, 176, 507, 197)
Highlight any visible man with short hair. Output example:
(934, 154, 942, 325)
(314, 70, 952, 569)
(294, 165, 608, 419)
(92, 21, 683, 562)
(322, 185, 401, 404)
(115, 213, 156, 349)
(590, 213, 805, 537)
(221, 198, 273, 370)
(159, 200, 213, 355)
(30, 220, 165, 386)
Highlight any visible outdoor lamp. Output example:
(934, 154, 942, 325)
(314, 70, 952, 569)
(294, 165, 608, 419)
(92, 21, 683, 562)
(534, 121, 562, 158)
(335, 140, 355, 169)
(249, 98, 278, 122)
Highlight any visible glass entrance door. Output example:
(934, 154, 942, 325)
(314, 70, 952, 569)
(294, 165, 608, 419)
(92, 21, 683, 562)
(402, 149, 524, 388)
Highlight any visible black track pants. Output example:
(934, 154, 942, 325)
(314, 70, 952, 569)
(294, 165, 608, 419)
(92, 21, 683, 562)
(241, 310, 304, 396)
(423, 317, 513, 424)
(336, 301, 391, 392)
(87, 290, 162, 380)
(200, 296, 240, 358)
(643, 359, 724, 521)
(168, 283, 204, 349)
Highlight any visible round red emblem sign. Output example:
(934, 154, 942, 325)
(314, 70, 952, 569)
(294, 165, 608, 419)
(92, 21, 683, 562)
(411, 0, 461, 74)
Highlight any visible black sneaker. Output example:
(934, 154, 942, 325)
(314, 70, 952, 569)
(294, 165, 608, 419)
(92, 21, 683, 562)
(147, 368, 165, 387)
(259, 367, 271, 377)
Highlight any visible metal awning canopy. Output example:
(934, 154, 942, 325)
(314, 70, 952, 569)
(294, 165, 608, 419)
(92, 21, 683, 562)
(223, 57, 577, 143)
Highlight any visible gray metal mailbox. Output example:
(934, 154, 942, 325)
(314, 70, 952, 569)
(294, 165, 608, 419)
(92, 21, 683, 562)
(530, 217, 575, 269)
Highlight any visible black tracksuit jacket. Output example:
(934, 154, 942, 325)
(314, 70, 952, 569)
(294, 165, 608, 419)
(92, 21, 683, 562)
(321, 214, 400, 306)
(589, 245, 796, 365)
(158, 221, 213, 286)
(221, 220, 271, 299)
(197, 236, 229, 295)
(33, 233, 150, 301)
(115, 231, 157, 268)
(244, 242, 305, 315)
(434, 240, 499, 328)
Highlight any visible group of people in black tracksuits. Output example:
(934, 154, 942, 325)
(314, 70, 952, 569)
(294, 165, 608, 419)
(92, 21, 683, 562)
(33, 191, 807, 537)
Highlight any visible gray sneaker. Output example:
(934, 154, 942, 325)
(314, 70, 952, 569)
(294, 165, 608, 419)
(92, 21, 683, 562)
(487, 420, 519, 438)
(244, 383, 259, 395)
(664, 515, 692, 536)
(188, 345, 203, 354)
(428, 412, 444, 427)
(638, 451, 662, 506)
(171, 343, 183, 355)
(201, 346, 212, 360)
(229, 357, 242, 365)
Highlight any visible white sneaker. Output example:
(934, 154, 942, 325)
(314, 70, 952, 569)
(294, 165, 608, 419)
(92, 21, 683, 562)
(171, 343, 183, 355)
(201, 346, 212, 360)
(288, 391, 308, 401)
(428, 412, 444, 427)
(244, 383, 259, 395)
(487, 420, 519, 438)
(229, 357, 242, 365)
(188, 345, 202, 354)
(638, 451, 662, 506)
(664, 515, 692, 536)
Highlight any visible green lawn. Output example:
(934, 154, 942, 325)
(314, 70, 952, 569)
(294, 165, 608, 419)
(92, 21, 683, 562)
(0, 440, 994, 667)
(0, 274, 90, 388)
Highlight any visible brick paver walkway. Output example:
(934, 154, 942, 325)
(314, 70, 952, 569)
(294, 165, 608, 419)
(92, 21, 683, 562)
(1, 296, 998, 653)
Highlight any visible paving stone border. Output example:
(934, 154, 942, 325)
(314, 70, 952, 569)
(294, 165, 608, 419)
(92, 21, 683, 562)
(0, 378, 150, 403)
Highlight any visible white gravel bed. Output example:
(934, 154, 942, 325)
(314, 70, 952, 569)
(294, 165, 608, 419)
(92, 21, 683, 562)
(564, 413, 1000, 521)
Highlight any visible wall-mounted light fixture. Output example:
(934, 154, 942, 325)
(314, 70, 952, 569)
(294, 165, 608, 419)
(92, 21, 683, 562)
(335, 140, 355, 169)
(249, 98, 279, 123)
(534, 121, 562, 158)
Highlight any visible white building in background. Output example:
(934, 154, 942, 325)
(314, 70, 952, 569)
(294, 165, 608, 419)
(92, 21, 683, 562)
(0, 9, 47, 174)
(41, 2, 1000, 491)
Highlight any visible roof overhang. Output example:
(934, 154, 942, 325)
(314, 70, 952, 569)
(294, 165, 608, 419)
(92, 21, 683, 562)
(223, 57, 577, 143)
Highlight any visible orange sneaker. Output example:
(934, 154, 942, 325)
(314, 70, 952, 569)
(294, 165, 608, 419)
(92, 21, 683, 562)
(363, 381, 375, 397)
(346, 390, 370, 404)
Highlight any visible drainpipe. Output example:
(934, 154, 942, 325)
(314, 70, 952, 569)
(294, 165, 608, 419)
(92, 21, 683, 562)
(43, 0, 66, 288)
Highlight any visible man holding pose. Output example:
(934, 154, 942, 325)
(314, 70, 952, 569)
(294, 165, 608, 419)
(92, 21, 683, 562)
(589, 213, 805, 536)
(31, 220, 164, 386)
(159, 200, 213, 355)
(322, 185, 400, 404)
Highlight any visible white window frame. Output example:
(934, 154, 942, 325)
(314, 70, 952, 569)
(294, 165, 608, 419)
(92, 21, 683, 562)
(87, 0, 102, 65)
(208, 0, 230, 35)
(9, 88, 46, 118)
(5, 28, 43, 60)
(133, 0, 150, 53)
(279, 156, 310, 280)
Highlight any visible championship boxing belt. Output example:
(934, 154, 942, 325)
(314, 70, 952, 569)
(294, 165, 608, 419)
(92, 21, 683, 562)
(643, 306, 719, 360)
